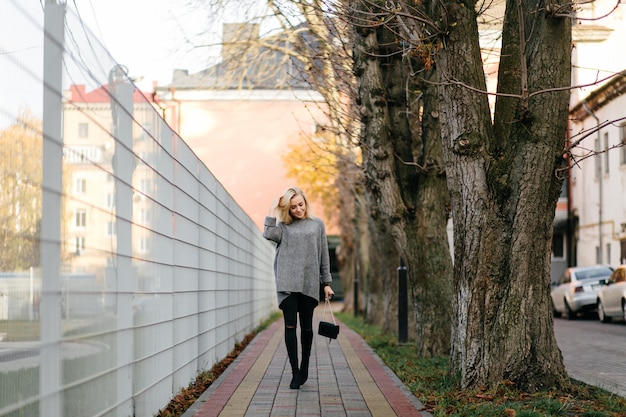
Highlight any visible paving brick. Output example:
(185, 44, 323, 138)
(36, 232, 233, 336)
(182, 305, 433, 417)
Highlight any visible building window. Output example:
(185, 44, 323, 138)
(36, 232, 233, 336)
(75, 236, 85, 255)
(75, 209, 86, 228)
(603, 132, 609, 173)
(139, 178, 151, 194)
(107, 221, 116, 236)
(559, 179, 567, 198)
(75, 177, 86, 194)
(606, 243, 611, 265)
(139, 236, 149, 253)
(78, 123, 88, 139)
(552, 233, 564, 259)
(619, 123, 626, 165)
(106, 193, 114, 208)
(139, 208, 150, 224)
(594, 137, 601, 179)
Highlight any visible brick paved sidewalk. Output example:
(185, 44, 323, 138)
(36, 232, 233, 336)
(181, 307, 433, 417)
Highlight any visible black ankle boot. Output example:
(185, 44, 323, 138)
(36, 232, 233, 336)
(290, 370, 301, 389)
(300, 328, 313, 386)
(299, 366, 308, 385)
(284, 326, 300, 389)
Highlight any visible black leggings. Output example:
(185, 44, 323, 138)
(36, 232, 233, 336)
(279, 293, 317, 375)
(279, 293, 317, 330)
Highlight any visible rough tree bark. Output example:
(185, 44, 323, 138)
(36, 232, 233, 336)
(364, 199, 401, 330)
(351, 2, 453, 355)
(423, 0, 571, 389)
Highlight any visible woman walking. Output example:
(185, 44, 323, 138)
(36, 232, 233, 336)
(263, 186, 334, 389)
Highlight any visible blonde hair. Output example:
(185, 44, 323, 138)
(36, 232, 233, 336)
(276, 186, 314, 224)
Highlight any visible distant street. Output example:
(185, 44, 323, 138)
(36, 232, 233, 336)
(554, 316, 626, 398)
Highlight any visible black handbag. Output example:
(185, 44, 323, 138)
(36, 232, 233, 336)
(318, 299, 340, 340)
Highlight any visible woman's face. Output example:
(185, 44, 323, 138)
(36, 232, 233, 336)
(289, 194, 306, 219)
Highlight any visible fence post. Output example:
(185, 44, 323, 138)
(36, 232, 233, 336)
(40, 2, 65, 416)
(111, 65, 135, 416)
(398, 258, 408, 343)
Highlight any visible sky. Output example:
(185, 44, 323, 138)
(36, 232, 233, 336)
(74, 0, 213, 91)
(0, 0, 272, 128)
(2, 0, 196, 127)
(76, 0, 274, 92)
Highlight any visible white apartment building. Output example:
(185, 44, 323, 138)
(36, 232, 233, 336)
(569, 1, 626, 266)
(62, 83, 160, 284)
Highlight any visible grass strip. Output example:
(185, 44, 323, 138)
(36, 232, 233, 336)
(336, 312, 626, 417)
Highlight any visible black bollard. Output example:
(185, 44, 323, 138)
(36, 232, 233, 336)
(354, 258, 359, 317)
(398, 258, 408, 343)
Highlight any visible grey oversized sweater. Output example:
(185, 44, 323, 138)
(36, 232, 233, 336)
(263, 216, 332, 305)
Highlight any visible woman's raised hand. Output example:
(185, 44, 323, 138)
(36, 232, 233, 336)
(269, 198, 280, 217)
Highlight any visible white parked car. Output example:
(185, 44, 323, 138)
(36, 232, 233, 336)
(597, 265, 626, 323)
(551, 265, 613, 320)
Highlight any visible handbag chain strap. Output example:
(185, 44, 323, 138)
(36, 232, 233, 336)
(323, 298, 336, 325)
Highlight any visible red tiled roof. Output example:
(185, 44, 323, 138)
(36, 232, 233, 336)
(68, 84, 153, 104)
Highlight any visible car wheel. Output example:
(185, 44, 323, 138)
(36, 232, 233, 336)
(622, 300, 626, 323)
(564, 299, 576, 320)
(551, 299, 561, 318)
(598, 300, 611, 323)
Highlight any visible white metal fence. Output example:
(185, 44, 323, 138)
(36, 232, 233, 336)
(0, 2, 277, 416)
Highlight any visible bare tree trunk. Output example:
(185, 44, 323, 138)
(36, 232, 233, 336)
(335, 171, 356, 313)
(365, 201, 400, 329)
(405, 70, 452, 354)
(352, 3, 452, 355)
(425, 0, 570, 389)
(336, 174, 368, 315)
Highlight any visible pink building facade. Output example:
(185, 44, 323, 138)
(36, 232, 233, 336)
(155, 87, 331, 233)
